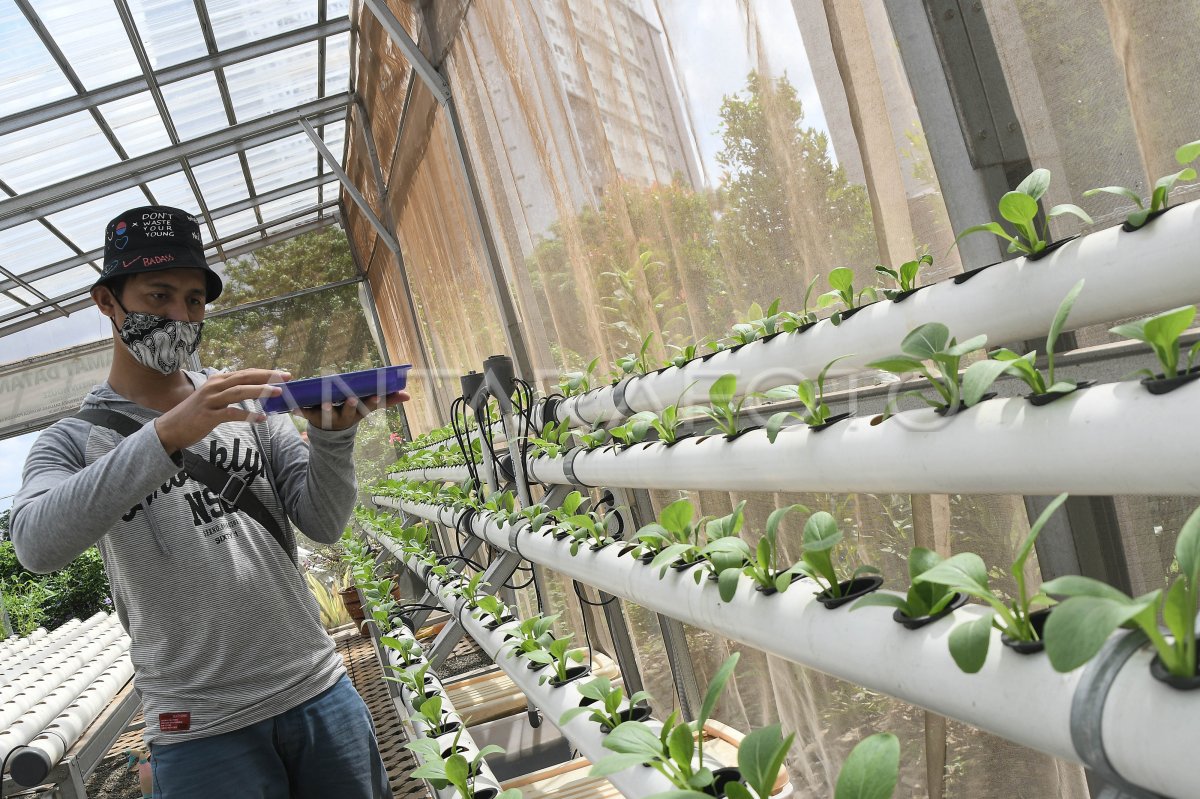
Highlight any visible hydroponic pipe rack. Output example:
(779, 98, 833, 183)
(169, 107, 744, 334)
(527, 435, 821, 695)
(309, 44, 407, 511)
(551, 199, 1200, 428)
(375, 496, 1200, 799)
(362, 525, 678, 798)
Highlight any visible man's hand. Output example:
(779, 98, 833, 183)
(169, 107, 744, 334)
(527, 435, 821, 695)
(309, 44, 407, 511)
(154, 369, 290, 454)
(297, 390, 410, 432)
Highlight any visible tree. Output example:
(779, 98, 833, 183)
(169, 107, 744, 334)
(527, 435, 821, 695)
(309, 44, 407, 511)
(202, 227, 380, 376)
(0, 509, 9, 541)
(716, 72, 876, 310)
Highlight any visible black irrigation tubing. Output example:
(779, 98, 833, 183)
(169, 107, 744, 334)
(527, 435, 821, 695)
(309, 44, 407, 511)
(450, 396, 480, 487)
(571, 579, 615, 671)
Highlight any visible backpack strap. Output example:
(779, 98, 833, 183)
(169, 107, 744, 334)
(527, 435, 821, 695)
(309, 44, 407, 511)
(74, 408, 295, 565)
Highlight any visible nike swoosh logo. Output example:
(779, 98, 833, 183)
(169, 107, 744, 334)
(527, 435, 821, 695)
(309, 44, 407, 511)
(121, 258, 140, 269)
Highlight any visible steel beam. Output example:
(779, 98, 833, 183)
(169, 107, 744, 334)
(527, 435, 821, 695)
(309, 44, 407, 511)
(0, 18, 351, 138)
(359, 0, 451, 106)
(205, 276, 362, 320)
(298, 117, 400, 254)
(0, 176, 338, 296)
(0, 95, 351, 232)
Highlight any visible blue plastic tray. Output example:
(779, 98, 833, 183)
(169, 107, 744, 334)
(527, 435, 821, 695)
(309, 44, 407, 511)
(260, 365, 412, 414)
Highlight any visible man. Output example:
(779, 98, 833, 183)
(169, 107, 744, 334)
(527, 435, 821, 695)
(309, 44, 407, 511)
(11, 206, 405, 798)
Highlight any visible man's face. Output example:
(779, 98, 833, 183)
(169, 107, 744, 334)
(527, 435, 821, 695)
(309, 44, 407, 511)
(112, 268, 208, 324)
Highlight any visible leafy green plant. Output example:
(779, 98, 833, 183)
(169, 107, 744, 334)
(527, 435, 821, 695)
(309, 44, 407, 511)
(647, 404, 686, 444)
(616, 333, 656, 377)
(406, 737, 519, 799)
(875, 254, 931, 299)
(1042, 503, 1200, 679)
(850, 547, 959, 619)
(380, 634, 424, 667)
(695, 503, 752, 588)
(530, 419, 574, 459)
(794, 512, 880, 599)
(666, 340, 710, 368)
(963, 280, 1084, 404)
(954, 168, 1092, 255)
(720, 504, 809, 602)
(1084, 140, 1200, 229)
(590, 653, 740, 792)
(834, 733, 900, 799)
(566, 510, 616, 556)
(764, 355, 851, 441)
(697, 374, 750, 438)
(818, 267, 878, 317)
(578, 422, 612, 451)
(559, 675, 654, 732)
(504, 612, 559, 659)
(473, 595, 512, 628)
(868, 323, 987, 415)
(559, 357, 601, 398)
(411, 694, 459, 737)
(779, 275, 822, 331)
(913, 494, 1068, 673)
(636, 498, 709, 567)
(388, 661, 437, 704)
(609, 412, 656, 447)
(731, 300, 784, 345)
(481, 490, 517, 524)
(1110, 305, 1200, 379)
(524, 632, 588, 685)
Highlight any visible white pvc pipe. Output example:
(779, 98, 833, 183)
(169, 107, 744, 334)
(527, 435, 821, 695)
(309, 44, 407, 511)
(364, 529, 676, 798)
(388, 466, 472, 484)
(382, 501, 1200, 799)
(1, 616, 124, 691)
(9, 655, 135, 786)
(530, 381, 1200, 496)
(557, 200, 1200, 426)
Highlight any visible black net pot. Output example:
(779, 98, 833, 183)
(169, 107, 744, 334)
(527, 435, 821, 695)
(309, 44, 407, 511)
(1000, 608, 1051, 654)
(816, 575, 884, 609)
(1027, 380, 1095, 406)
(755, 572, 807, 595)
(1141, 367, 1200, 395)
(893, 592, 970, 630)
(600, 703, 654, 733)
(1149, 640, 1200, 690)
(704, 767, 745, 798)
(548, 665, 591, 687)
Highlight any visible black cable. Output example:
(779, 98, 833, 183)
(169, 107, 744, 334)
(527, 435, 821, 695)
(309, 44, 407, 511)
(571, 579, 614, 672)
(451, 397, 480, 486)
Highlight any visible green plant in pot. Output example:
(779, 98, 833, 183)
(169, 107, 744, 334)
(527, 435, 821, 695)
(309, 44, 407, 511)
(1084, 139, 1199, 230)
(1110, 305, 1200, 392)
(566, 510, 617, 556)
(524, 632, 588, 686)
(411, 694, 460, 737)
(579, 422, 613, 451)
(963, 280, 1086, 405)
(388, 661, 438, 705)
(615, 333, 656, 377)
(913, 494, 1068, 672)
(504, 613, 559, 660)
(406, 736, 519, 799)
(559, 675, 654, 732)
(850, 547, 963, 628)
(1042, 503, 1200, 688)
(632, 498, 709, 564)
(648, 404, 687, 445)
(697, 374, 752, 439)
(764, 356, 852, 441)
(667, 340, 708, 369)
(721, 504, 809, 602)
(817, 267, 878, 323)
(695, 502, 752, 589)
(954, 168, 1092, 256)
(472, 595, 513, 630)
(867, 323, 988, 417)
(794, 511, 881, 607)
(779, 275, 822, 332)
(559, 357, 601, 398)
(530, 419, 574, 459)
(876, 254, 931, 300)
(380, 634, 424, 667)
(609, 412, 656, 447)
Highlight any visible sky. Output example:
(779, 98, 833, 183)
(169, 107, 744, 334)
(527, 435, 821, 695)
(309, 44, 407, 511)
(0, 0, 838, 514)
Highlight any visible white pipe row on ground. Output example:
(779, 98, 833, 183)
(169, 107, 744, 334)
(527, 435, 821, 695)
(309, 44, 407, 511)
(0, 634, 132, 764)
(375, 497, 1200, 799)
(9, 655, 135, 786)
(527, 380, 1200, 496)
(555, 199, 1200, 427)
(363, 526, 677, 798)
(0, 613, 115, 685)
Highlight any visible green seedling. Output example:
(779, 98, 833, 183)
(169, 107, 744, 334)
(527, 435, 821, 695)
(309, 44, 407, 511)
(616, 333, 656, 377)
(524, 632, 587, 685)
(696, 503, 752, 589)
(380, 634, 424, 667)
(764, 355, 851, 441)
(667, 340, 709, 368)
(406, 737, 518, 799)
(963, 280, 1084, 404)
(505, 613, 559, 662)
(1084, 140, 1200, 229)
(697, 374, 750, 438)
(913, 494, 1068, 673)
(635, 498, 710, 565)
(794, 511, 880, 599)
(834, 733, 900, 799)
(721, 504, 809, 602)
(875, 254, 931, 299)
(558, 357, 601, 398)
(868, 323, 988, 415)
(482, 490, 517, 525)
(818, 267, 878, 321)
(559, 676, 654, 732)
(648, 404, 686, 444)
(778, 275, 822, 332)
(388, 661, 436, 704)
(578, 422, 612, 451)
(530, 419, 574, 459)
(411, 694, 459, 738)
(473, 595, 511, 628)
(1042, 503, 1200, 679)
(609, 412, 656, 446)
(954, 168, 1092, 255)
(1110, 305, 1200, 379)
(566, 510, 616, 556)
(590, 653, 740, 792)
(851, 547, 959, 619)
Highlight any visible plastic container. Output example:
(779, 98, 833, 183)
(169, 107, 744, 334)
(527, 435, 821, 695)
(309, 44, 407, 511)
(261, 365, 412, 414)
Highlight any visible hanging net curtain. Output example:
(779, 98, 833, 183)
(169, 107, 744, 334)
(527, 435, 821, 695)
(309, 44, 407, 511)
(344, 0, 1200, 795)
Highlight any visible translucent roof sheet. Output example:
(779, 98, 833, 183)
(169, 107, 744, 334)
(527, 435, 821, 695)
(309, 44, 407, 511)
(0, 0, 352, 344)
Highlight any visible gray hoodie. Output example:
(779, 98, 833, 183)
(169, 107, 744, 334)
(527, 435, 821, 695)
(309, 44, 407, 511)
(11, 369, 357, 745)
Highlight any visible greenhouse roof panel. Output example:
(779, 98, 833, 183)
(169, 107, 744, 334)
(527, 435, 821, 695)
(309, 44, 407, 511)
(0, 0, 351, 341)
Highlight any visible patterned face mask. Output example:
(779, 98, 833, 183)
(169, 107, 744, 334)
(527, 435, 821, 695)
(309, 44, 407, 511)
(113, 300, 204, 375)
